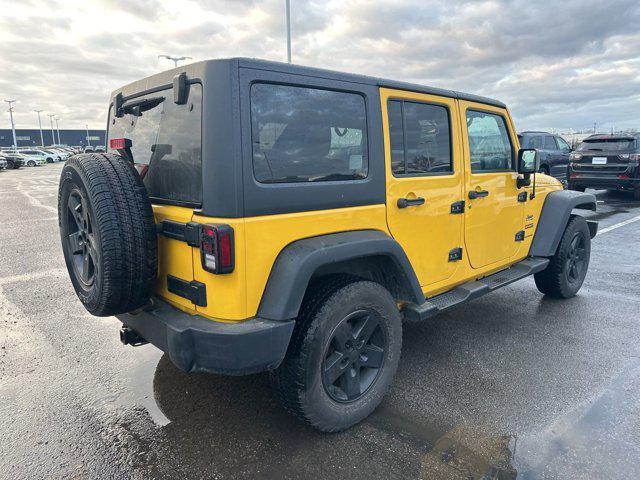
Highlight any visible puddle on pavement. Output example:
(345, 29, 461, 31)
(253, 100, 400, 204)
(105, 347, 640, 479)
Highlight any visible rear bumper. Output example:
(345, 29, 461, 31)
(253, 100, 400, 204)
(117, 298, 295, 376)
(569, 174, 640, 191)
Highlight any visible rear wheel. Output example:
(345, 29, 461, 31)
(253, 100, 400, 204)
(59, 153, 157, 316)
(272, 278, 402, 432)
(27, 160, 35, 167)
(534, 216, 591, 298)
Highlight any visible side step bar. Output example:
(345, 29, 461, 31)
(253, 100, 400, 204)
(403, 257, 550, 322)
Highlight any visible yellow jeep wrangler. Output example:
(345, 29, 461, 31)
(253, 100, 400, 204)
(58, 58, 598, 432)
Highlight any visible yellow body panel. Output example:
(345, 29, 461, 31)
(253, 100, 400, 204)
(380, 88, 465, 287)
(242, 205, 389, 318)
(151, 204, 197, 313)
(150, 91, 562, 322)
(458, 100, 525, 269)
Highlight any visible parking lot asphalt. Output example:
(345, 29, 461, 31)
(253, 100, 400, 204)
(1, 163, 639, 480)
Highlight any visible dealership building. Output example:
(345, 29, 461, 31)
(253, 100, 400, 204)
(0, 129, 106, 148)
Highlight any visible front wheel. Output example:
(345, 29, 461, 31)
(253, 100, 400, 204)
(272, 278, 402, 432)
(28, 160, 35, 167)
(534, 215, 591, 298)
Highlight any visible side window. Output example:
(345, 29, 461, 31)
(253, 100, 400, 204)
(466, 110, 514, 172)
(555, 136, 571, 152)
(388, 100, 405, 175)
(529, 136, 543, 149)
(387, 100, 452, 176)
(250, 83, 368, 183)
(543, 135, 557, 150)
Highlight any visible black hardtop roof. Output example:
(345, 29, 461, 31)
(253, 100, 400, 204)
(111, 57, 506, 109)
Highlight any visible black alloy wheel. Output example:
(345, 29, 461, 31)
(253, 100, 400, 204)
(565, 232, 587, 284)
(65, 189, 97, 287)
(322, 309, 386, 403)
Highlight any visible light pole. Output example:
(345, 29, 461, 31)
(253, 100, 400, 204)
(34, 109, 45, 146)
(47, 113, 56, 146)
(85, 124, 91, 148)
(285, 0, 291, 63)
(158, 55, 192, 68)
(54, 116, 61, 145)
(4, 100, 18, 149)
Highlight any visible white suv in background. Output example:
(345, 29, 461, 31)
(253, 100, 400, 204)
(20, 149, 55, 163)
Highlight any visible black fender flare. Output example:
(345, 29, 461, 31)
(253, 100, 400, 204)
(529, 190, 597, 257)
(257, 230, 424, 321)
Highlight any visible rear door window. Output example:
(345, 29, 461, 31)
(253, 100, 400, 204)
(250, 83, 368, 183)
(543, 136, 557, 150)
(387, 100, 452, 176)
(108, 84, 203, 206)
(528, 136, 543, 149)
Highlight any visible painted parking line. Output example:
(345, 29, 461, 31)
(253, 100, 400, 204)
(598, 214, 640, 235)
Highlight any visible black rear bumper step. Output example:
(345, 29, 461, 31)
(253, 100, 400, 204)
(403, 257, 550, 322)
(117, 298, 295, 375)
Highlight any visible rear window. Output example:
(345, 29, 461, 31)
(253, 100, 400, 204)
(577, 138, 635, 152)
(250, 83, 368, 183)
(108, 84, 202, 206)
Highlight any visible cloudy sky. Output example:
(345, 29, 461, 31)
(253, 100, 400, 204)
(1, 0, 639, 132)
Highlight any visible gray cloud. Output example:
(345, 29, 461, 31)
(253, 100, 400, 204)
(1, 0, 638, 132)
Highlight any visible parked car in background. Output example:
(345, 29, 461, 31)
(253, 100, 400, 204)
(568, 134, 640, 200)
(518, 131, 572, 183)
(94, 145, 106, 152)
(20, 149, 55, 163)
(0, 156, 7, 170)
(3, 153, 26, 169)
(50, 148, 71, 160)
(42, 149, 64, 162)
(0, 152, 22, 169)
(84, 146, 94, 153)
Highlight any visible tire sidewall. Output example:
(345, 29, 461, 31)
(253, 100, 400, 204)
(557, 217, 591, 297)
(59, 163, 105, 309)
(301, 282, 402, 429)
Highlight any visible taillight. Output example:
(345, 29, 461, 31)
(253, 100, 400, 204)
(200, 224, 234, 274)
(109, 137, 132, 150)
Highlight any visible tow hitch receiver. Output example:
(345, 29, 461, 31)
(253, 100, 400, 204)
(119, 326, 148, 347)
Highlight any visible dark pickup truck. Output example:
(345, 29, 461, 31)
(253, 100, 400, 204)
(568, 134, 640, 200)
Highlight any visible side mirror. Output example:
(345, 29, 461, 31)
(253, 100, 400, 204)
(517, 148, 538, 174)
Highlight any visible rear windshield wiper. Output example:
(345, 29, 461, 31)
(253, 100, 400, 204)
(118, 96, 165, 117)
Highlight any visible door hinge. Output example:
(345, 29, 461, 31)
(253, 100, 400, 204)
(515, 230, 525, 242)
(517, 191, 528, 202)
(167, 275, 207, 306)
(448, 247, 463, 262)
(450, 200, 465, 214)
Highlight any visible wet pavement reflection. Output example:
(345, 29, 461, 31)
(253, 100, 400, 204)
(116, 351, 523, 479)
(111, 347, 640, 479)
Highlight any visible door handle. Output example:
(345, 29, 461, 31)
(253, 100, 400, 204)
(468, 189, 489, 199)
(397, 197, 425, 208)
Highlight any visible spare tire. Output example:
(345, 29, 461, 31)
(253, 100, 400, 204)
(58, 153, 157, 316)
